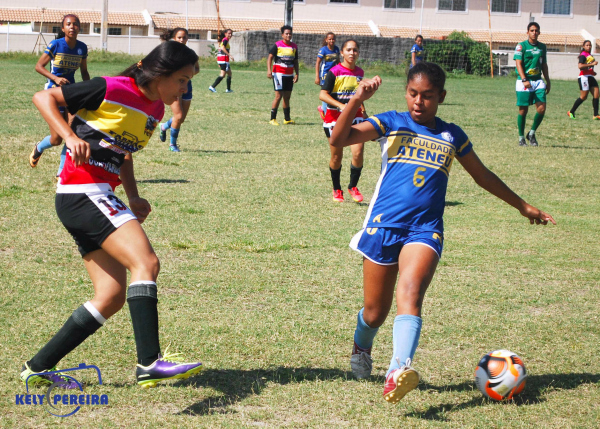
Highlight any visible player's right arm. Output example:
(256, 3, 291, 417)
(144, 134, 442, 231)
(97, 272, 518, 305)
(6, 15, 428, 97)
(35, 52, 69, 86)
(315, 57, 323, 84)
(267, 53, 274, 78)
(578, 55, 598, 70)
(120, 153, 151, 224)
(515, 60, 531, 89)
(330, 76, 381, 148)
(32, 87, 90, 165)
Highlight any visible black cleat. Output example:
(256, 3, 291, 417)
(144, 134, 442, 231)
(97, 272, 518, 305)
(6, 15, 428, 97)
(527, 132, 538, 147)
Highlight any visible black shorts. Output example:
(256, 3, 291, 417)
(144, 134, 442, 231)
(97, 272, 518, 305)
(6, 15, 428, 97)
(272, 73, 294, 92)
(578, 75, 598, 91)
(56, 192, 136, 256)
(219, 63, 230, 72)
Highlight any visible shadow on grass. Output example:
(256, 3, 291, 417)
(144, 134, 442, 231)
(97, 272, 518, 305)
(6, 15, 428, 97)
(445, 201, 462, 207)
(545, 145, 600, 150)
(137, 179, 190, 184)
(186, 149, 271, 155)
(175, 367, 350, 416)
(405, 373, 600, 421)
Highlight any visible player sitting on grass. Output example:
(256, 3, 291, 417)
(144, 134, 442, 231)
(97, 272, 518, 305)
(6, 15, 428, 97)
(330, 61, 556, 404)
(21, 41, 203, 390)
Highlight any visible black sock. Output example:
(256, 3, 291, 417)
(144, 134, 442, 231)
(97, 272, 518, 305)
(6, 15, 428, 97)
(593, 98, 599, 116)
(212, 76, 223, 88)
(283, 107, 291, 121)
(570, 97, 584, 114)
(127, 282, 161, 366)
(28, 305, 102, 372)
(330, 167, 342, 191)
(349, 164, 363, 189)
(226, 76, 232, 91)
(271, 109, 278, 120)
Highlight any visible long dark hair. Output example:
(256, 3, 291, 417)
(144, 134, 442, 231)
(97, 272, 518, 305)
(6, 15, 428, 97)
(322, 32, 336, 47)
(118, 41, 199, 89)
(582, 40, 591, 53)
(160, 27, 188, 42)
(218, 29, 232, 42)
(56, 14, 80, 40)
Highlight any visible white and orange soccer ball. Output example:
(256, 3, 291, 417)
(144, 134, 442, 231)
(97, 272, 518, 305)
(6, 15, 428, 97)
(474, 350, 527, 401)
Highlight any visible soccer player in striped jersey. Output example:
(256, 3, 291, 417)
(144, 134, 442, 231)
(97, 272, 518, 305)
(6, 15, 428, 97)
(158, 28, 200, 152)
(20, 42, 203, 389)
(330, 62, 555, 404)
(320, 39, 366, 203)
(29, 14, 89, 174)
(209, 29, 234, 93)
(568, 40, 599, 120)
(315, 32, 340, 119)
(267, 26, 299, 125)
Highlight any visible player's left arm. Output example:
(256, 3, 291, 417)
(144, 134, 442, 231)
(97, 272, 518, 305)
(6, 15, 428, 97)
(457, 150, 555, 225)
(120, 153, 151, 223)
(293, 58, 299, 83)
(542, 52, 551, 94)
(80, 58, 90, 81)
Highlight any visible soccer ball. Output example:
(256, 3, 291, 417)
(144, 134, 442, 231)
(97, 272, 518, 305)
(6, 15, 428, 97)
(474, 350, 527, 401)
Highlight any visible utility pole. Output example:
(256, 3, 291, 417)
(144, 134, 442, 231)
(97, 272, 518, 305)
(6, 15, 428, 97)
(101, 0, 108, 51)
(284, 0, 293, 27)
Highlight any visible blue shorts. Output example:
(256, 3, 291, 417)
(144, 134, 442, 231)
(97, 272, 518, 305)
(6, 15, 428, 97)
(349, 227, 443, 265)
(181, 80, 193, 101)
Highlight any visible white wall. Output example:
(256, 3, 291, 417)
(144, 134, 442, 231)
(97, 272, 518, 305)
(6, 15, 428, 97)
(1, 33, 213, 57)
(500, 51, 582, 80)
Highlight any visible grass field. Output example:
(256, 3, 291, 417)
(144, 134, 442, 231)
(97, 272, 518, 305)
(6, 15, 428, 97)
(1, 53, 599, 427)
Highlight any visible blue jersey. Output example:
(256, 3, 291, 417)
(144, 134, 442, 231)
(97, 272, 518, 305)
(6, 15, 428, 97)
(317, 45, 340, 82)
(410, 44, 424, 68)
(364, 111, 472, 234)
(44, 38, 88, 89)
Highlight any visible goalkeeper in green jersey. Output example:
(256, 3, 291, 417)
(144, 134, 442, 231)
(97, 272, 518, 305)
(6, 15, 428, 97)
(514, 22, 551, 147)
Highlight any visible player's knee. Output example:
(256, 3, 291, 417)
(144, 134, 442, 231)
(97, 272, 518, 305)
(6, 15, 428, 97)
(362, 306, 388, 328)
(50, 137, 63, 146)
(135, 253, 160, 279)
(537, 105, 546, 114)
(581, 93, 588, 101)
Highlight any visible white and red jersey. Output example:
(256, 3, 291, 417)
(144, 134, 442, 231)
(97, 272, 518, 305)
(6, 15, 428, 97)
(269, 40, 298, 76)
(57, 76, 164, 193)
(217, 38, 230, 64)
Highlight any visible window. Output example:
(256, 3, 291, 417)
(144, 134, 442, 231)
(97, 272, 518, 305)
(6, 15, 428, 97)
(385, 0, 413, 9)
(188, 33, 200, 40)
(108, 28, 122, 35)
(52, 26, 61, 33)
(491, 0, 518, 13)
(438, 0, 466, 12)
(543, 0, 571, 15)
(273, 0, 305, 2)
(94, 27, 100, 34)
(330, 0, 359, 4)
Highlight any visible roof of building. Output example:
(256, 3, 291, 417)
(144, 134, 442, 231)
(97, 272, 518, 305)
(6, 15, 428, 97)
(0, 8, 146, 26)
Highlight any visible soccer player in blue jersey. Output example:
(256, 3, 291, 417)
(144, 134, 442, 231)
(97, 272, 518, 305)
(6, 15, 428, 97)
(315, 32, 340, 119)
(330, 62, 555, 404)
(29, 14, 90, 173)
(410, 35, 424, 68)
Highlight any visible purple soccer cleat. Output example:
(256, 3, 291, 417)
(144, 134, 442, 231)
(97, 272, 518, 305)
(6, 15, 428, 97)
(136, 347, 203, 388)
(20, 363, 80, 389)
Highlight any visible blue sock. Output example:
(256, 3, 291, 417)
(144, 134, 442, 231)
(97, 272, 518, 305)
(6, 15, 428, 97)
(56, 144, 68, 176)
(170, 127, 180, 146)
(162, 118, 173, 131)
(36, 136, 53, 153)
(387, 315, 422, 376)
(353, 308, 379, 350)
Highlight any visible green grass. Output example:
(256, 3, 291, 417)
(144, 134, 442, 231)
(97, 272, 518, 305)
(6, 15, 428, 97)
(0, 57, 599, 427)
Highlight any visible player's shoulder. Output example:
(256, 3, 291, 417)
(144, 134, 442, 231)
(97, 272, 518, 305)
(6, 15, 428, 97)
(437, 119, 468, 143)
(354, 66, 365, 77)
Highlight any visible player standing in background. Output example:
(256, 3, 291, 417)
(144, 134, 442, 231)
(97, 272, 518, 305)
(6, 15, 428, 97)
(330, 62, 555, 404)
(267, 26, 299, 125)
(315, 32, 340, 120)
(410, 35, 424, 68)
(209, 29, 234, 93)
(320, 40, 366, 203)
(158, 28, 200, 152)
(514, 22, 551, 147)
(568, 40, 599, 120)
(29, 14, 89, 174)
(20, 42, 203, 389)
